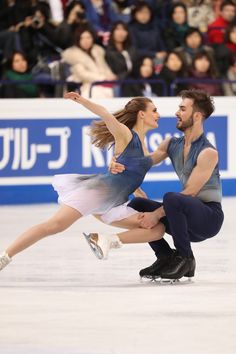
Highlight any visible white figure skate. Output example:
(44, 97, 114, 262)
(0, 252, 12, 271)
(83, 233, 122, 260)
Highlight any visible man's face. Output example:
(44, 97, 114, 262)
(175, 98, 195, 132)
(221, 5, 235, 22)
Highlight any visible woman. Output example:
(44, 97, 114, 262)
(0, 92, 165, 271)
(128, 1, 166, 60)
(121, 56, 160, 97)
(55, 0, 88, 50)
(105, 21, 138, 80)
(61, 26, 117, 98)
(1, 51, 39, 98)
(163, 2, 190, 51)
(188, 50, 222, 96)
(175, 27, 214, 66)
(157, 51, 188, 96)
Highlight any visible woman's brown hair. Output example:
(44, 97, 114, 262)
(90, 97, 152, 149)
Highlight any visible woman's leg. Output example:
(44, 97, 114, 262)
(6, 205, 82, 258)
(111, 213, 165, 243)
(95, 213, 165, 243)
(88, 213, 165, 259)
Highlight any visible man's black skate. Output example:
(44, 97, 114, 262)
(139, 251, 176, 280)
(160, 253, 196, 281)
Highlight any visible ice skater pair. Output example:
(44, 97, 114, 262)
(83, 89, 224, 282)
(0, 90, 224, 283)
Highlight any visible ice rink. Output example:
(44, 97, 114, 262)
(0, 197, 236, 354)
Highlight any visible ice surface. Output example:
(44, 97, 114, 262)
(0, 198, 235, 354)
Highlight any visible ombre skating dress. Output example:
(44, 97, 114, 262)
(52, 131, 153, 223)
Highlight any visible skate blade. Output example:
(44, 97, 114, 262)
(83, 232, 104, 260)
(140, 276, 193, 285)
(160, 277, 193, 285)
(140, 275, 161, 283)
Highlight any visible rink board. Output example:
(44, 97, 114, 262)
(0, 97, 235, 204)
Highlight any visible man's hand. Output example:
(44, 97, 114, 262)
(138, 207, 165, 229)
(109, 156, 125, 174)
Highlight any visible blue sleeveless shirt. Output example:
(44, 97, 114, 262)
(167, 133, 222, 203)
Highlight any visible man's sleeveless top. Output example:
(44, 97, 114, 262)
(167, 133, 222, 203)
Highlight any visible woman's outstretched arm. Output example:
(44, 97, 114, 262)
(64, 92, 131, 141)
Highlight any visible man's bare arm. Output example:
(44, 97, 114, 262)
(181, 148, 218, 196)
(140, 148, 218, 228)
(150, 137, 171, 165)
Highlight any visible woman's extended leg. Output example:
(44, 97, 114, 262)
(6, 205, 82, 258)
(88, 213, 165, 259)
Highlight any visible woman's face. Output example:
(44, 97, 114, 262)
(140, 58, 153, 78)
(135, 6, 151, 24)
(229, 27, 236, 44)
(186, 32, 202, 49)
(143, 101, 160, 130)
(172, 6, 186, 25)
(166, 53, 182, 72)
(194, 56, 210, 73)
(79, 31, 94, 50)
(113, 24, 128, 43)
(12, 53, 28, 73)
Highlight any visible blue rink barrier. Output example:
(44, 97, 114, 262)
(0, 98, 235, 205)
(0, 179, 235, 205)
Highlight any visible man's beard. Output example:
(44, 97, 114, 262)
(177, 114, 194, 132)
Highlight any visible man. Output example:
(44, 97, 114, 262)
(111, 89, 224, 280)
(208, 0, 236, 44)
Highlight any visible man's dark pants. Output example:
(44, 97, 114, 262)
(128, 192, 224, 258)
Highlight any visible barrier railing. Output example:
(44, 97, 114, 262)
(170, 78, 236, 96)
(0, 77, 236, 98)
(89, 78, 168, 97)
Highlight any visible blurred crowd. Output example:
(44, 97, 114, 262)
(0, 0, 235, 98)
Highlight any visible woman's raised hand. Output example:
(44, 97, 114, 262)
(64, 91, 81, 102)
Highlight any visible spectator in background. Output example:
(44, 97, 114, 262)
(208, 0, 236, 44)
(105, 21, 137, 80)
(157, 51, 188, 96)
(163, 2, 190, 51)
(84, 0, 118, 45)
(0, 51, 39, 98)
(55, 0, 88, 49)
(214, 23, 236, 74)
(19, 1, 60, 68)
(121, 56, 160, 97)
(128, 1, 166, 63)
(61, 26, 117, 98)
(188, 50, 222, 95)
(182, 0, 215, 33)
(144, 0, 174, 28)
(0, 0, 32, 61)
(111, 0, 133, 23)
(175, 27, 214, 65)
(223, 53, 236, 95)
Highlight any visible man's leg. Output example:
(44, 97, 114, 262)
(128, 198, 176, 278)
(160, 192, 224, 279)
(128, 197, 173, 256)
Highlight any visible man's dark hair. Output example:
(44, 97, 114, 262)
(180, 89, 215, 119)
(220, 0, 235, 11)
